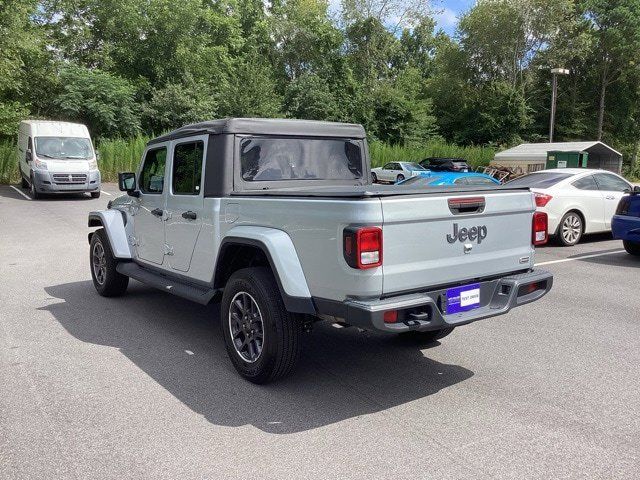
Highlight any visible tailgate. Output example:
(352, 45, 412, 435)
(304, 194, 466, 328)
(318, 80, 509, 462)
(381, 191, 535, 294)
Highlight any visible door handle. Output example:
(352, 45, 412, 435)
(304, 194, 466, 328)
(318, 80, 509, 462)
(605, 195, 615, 200)
(182, 210, 197, 220)
(151, 208, 163, 217)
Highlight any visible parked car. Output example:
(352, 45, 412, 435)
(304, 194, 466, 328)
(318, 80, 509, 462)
(18, 120, 101, 199)
(419, 157, 470, 172)
(398, 171, 501, 186)
(612, 186, 640, 256)
(505, 169, 633, 246)
(88, 118, 552, 383)
(371, 161, 426, 183)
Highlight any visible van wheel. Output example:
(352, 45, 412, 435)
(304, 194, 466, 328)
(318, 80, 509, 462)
(221, 267, 302, 384)
(29, 175, 41, 199)
(399, 327, 455, 344)
(623, 240, 640, 256)
(91, 191, 101, 199)
(90, 229, 129, 297)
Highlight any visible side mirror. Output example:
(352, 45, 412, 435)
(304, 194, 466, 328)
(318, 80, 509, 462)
(26, 149, 32, 162)
(633, 185, 640, 195)
(118, 172, 139, 196)
(95, 151, 100, 161)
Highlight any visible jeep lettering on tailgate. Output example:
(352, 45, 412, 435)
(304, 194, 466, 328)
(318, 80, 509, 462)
(447, 223, 488, 244)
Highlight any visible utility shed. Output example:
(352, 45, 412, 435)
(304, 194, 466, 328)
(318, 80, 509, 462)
(492, 141, 622, 174)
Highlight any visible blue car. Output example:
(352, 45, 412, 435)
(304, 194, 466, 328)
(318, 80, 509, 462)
(397, 171, 501, 186)
(612, 186, 640, 256)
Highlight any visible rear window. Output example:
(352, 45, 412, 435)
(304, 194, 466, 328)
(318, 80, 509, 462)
(506, 172, 572, 188)
(240, 137, 363, 182)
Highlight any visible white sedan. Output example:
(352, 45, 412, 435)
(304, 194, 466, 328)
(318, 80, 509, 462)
(506, 169, 633, 246)
(371, 161, 426, 183)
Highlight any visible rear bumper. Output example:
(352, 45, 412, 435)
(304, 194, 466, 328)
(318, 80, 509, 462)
(314, 269, 553, 333)
(32, 170, 101, 193)
(612, 215, 640, 242)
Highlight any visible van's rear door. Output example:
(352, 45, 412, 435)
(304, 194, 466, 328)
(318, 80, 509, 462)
(380, 190, 535, 294)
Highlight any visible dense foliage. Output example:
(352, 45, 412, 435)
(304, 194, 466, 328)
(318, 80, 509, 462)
(1, 0, 640, 174)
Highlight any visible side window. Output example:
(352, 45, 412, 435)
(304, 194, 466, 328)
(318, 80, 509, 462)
(139, 147, 167, 194)
(172, 141, 204, 195)
(382, 163, 394, 170)
(393, 163, 401, 171)
(572, 175, 598, 191)
(28, 137, 33, 152)
(594, 173, 630, 192)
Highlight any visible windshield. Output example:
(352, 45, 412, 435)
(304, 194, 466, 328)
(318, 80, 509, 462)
(240, 137, 363, 182)
(35, 137, 94, 160)
(403, 163, 426, 171)
(506, 172, 572, 188)
(400, 176, 440, 186)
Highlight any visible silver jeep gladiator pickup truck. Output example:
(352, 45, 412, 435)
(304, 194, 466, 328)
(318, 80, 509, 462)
(88, 118, 553, 383)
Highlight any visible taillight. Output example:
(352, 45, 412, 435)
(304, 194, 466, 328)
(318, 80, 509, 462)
(532, 211, 548, 246)
(534, 192, 553, 207)
(343, 227, 383, 269)
(616, 196, 630, 215)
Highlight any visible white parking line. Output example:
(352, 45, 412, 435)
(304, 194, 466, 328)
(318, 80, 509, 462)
(101, 190, 112, 196)
(536, 249, 626, 266)
(9, 185, 31, 200)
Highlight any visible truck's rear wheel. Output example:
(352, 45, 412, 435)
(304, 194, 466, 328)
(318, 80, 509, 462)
(399, 327, 454, 344)
(90, 229, 129, 297)
(221, 267, 302, 384)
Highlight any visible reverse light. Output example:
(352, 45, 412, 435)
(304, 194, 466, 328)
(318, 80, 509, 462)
(34, 158, 48, 170)
(534, 192, 553, 207)
(343, 227, 383, 269)
(532, 211, 548, 246)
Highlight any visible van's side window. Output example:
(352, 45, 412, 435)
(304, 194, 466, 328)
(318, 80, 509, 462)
(28, 137, 33, 152)
(139, 147, 167, 194)
(172, 141, 204, 195)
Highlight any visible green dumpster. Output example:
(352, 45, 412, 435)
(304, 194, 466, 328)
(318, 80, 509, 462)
(546, 151, 588, 169)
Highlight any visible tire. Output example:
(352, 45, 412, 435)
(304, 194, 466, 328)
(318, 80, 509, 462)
(29, 175, 41, 199)
(396, 174, 405, 183)
(21, 176, 28, 188)
(623, 240, 640, 256)
(556, 211, 583, 246)
(91, 191, 101, 199)
(371, 172, 377, 183)
(221, 267, 302, 384)
(89, 229, 129, 297)
(399, 327, 455, 344)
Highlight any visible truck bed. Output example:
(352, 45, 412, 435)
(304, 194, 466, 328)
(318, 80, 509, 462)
(230, 184, 529, 198)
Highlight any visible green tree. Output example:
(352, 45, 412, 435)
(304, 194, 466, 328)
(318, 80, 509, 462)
(283, 73, 341, 120)
(55, 65, 140, 137)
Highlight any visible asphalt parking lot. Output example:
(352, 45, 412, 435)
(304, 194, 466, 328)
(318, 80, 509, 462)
(1, 183, 639, 480)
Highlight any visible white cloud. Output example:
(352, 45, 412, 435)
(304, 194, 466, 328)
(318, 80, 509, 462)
(434, 7, 458, 30)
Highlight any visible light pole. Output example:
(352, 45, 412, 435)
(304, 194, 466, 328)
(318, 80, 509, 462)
(549, 67, 570, 143)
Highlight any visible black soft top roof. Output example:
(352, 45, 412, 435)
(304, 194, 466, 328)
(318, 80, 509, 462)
(148, 118, 367, 145)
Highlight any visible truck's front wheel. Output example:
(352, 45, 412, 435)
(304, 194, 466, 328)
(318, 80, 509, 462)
(89, 229, 129, 297)
(221, 267, 302, 384)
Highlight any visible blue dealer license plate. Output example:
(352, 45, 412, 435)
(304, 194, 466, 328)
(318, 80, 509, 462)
(446, 283, 480, 314)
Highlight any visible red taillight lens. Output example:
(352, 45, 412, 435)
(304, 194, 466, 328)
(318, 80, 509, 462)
(343, 227, 383, 269)
(616, 196, 630, 215)
(383, 310, 398, 323)
(532, 211, 548, 246)
(534, 192, 553, 207)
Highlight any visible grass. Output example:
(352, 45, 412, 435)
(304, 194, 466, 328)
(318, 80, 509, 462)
(0, 136, 496, 184)
(368, 140, 496, 169)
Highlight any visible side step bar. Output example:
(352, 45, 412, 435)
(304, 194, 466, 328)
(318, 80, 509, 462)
(116, 262, 218, 305)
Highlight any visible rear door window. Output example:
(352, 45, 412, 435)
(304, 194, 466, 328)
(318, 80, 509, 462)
(572, 175, 599, 191)
(172, 141, 204, 195)
(139, 147, 167, 194)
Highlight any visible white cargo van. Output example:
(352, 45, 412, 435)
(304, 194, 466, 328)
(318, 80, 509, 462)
(18, 120, 101, 199)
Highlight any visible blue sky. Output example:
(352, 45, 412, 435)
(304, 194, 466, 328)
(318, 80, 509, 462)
(433, 0, 475, 35)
